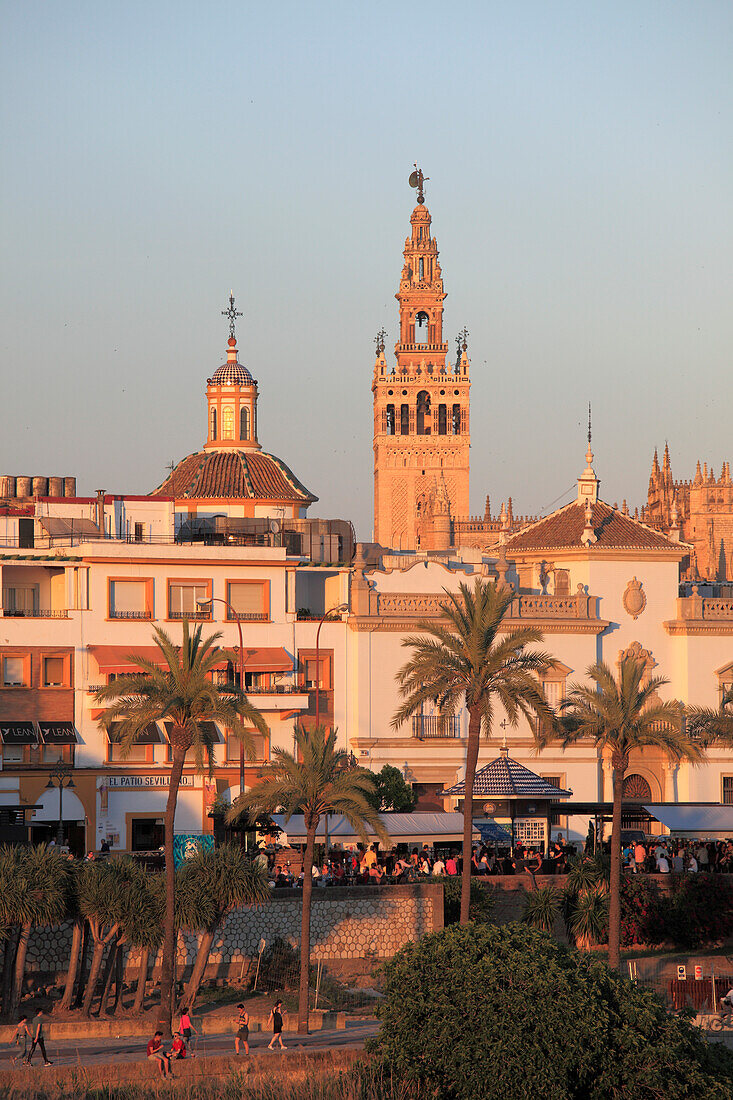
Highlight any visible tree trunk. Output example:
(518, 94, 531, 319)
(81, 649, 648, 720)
(1, 928, 19, 1019)
(182, 927, 216, 1009)
(9, 922, 32, 1019)
(460, 706, 482, 925)
(112, 941, 124, 1014)
(158, 742, 187, 1038)
(133, 947, 150, 1015)
(99, 935, 119, 1016)
(73, 924, 90, 1008)
(60, 919, 84, 1012)
(607, 763, 625, 970)
(298, 823, 317, 1033)
(82, 940, 107, 1017)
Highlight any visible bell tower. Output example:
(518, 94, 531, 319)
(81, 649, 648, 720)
(373, 171, 470, 549)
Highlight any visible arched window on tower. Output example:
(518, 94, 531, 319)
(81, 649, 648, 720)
(240, 406, 250, 440)
(438, 404, 447, 435)
(400, 404, 410, 435)
(210, 408, 217, 441)
(222, 406, 234, 440)
(452, 404, 461, 435)
(416, 391, 431, 435)
(386, 404, 395, 435)
(414, 311, 429, 346)
(418, 258, 424, 281)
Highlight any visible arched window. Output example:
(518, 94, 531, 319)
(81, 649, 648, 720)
(416, 391, 431, 435)
(386, 404, 395, 435)
(400, 404, 410, 435)
(452, 404, 461, 435)
(240, 406, 250, 440)
(438, 404, 447, 435)
(222, 406, 234, 439)
(418, 258, 424, 280)
(414, 311, 429, 346)
(622, 774, 652, 800)
(210, 408, 217, 441)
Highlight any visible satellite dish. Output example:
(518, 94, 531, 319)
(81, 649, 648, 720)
(408, 171, 419, 189)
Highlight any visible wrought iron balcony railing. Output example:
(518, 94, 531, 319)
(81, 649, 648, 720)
(412, 715, 461, 739)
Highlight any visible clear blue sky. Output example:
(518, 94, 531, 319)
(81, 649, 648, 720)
(1, 2, 731, 537)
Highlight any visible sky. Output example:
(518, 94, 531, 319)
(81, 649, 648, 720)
(1, 1, 732, 538)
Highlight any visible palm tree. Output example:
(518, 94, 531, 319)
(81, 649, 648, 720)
(553, 655, 704, 969)
(7, 845, 70, 1019)
(686, 685, 733, 747)
(177, 844, 270, 1009)
(95, 620, 268, 1035)
(392, 578, 556, 925)
(227, 725, 389, 1034)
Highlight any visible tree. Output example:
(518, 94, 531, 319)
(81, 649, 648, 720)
(553, 656, 704, 969)
(686, 684, 733, 747)
(5, 845, 69, 1019)
(59, 860, 84, 1012)
(366, 764, 416, 813)
(95, 620, 268, 1035)
(372, 923, 733, 1100)
(393, 578, 555, 924)
(177, 844, 269, 1009)
(227, 725, 389, 1033)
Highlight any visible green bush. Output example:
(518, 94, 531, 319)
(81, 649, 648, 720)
(662, 874, 733, 948)
(522, 883, 562, 932)
(371, 922, 733, 1100)
(432, 875, 495, 924)
(620, 873, 665, 947)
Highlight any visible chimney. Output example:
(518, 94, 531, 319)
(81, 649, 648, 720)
(96, 490, 106, 537)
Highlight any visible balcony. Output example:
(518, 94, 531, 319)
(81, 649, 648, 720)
(2, 608, 69, 618)
(412, 715, 461, 740)
(226, 612, 268, 622)
(168, 610, 212, 621)
(109, 611, 152, 620)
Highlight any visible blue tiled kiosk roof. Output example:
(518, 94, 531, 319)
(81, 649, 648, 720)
(443, 752, 572, 800)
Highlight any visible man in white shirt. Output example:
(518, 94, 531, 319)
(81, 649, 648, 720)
(656, 853, 670, 873)
(432, 856, 446, 876)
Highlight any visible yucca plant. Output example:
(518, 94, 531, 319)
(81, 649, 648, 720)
(564, 854, 607, 896)
(6, 845, 70, 1019)
(566, 883, 609, 950)
(522, 884, 562, 933)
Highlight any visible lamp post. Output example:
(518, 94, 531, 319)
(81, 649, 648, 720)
(197, 597, 249, 810)
(45, 762, 75, 847)
(314, 603, 349, 862)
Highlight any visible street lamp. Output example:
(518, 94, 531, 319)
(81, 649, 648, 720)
(197, 597, 250, 811)
(314, 603, 349, 728)
(45, 763, 75, 847)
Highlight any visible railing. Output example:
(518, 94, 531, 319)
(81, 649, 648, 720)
(109, 610, 151, 620)
(218, 682, 303, 696)
(1, 608, 69, 618)
(226, 612, 268, 622)
(168, 610, 212, 620)
(676, 593, 733, 621)
(412, 714, 461, 739)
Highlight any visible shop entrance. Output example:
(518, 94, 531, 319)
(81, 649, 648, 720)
(131, 817, 164, 851)
(31, 821, 85, 856)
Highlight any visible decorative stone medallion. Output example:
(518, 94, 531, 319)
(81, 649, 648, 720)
(623, 576, 647, 620)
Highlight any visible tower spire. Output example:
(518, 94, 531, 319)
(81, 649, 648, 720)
(577, 403, 599, 505)
(221, 291, 242, 342)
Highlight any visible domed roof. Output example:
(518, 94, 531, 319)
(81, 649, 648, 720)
(209, 359, 255, 386)
(150, 449, 317, 504)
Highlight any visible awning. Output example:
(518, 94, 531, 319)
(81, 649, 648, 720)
(272, 811, 479, 844)
(476, 821, 512, 844)
(241, 647, 292, 673)
(40, 516, 100, 537)
(163, 720, 224, 744)
(0, 721, 37, 745)
(644, 803, 733, 838)
(107, 721, 164, 745)
(38, 721, 78, 745)
(89, 646, 169, 673)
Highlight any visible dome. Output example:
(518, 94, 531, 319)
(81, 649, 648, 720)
(209, 359, 255, 386)
(150, 449, 317, 504)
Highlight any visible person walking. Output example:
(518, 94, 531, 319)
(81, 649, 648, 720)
(235, 1003, 249, 1055)
(146, 1030, 172, 1078)
(26, 1009, 52, 1066)
(179, 1006, 197, 1047)
(267, 1000, 286, 1050)
(11, 1015, 32, 1065)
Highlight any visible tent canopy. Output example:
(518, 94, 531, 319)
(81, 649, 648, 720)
(644, 804, 733, 838)
(271, 811, 478, 844)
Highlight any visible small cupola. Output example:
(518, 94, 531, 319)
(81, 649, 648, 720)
(204, 294, 260, 451)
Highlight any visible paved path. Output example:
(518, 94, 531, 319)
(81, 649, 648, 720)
(1, 1020, 378, 1071)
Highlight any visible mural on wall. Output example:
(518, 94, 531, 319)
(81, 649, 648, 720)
(173, 833, 215, 868)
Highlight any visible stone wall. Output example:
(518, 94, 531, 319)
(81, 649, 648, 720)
(24, 883, 443, 983)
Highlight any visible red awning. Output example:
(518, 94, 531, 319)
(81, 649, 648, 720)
(241, 647, 292, 673)
(89, 646, 169, 673)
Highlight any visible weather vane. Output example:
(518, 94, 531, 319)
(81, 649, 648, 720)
(588, 402, 592, 446)
(222, 291, 242, 340)
(458, 326, 469, 352)
(375, 328, 387, 355)
(408, 164, 429, 204)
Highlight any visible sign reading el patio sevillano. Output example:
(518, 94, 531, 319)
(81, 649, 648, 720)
(106, 775, 200, 789)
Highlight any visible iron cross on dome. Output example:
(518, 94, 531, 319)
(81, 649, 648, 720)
(222, 292, 242, 340)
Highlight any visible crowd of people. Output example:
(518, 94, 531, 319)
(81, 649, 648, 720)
(623, 838, 733, 874)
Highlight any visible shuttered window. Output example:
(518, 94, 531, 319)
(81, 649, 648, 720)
(227, 582, 268, 620)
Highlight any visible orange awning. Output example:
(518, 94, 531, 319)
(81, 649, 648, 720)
(241, 647, 293, 673)
(89, 646, 170, 673)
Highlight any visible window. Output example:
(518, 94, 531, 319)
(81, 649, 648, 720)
(42, 657, 65, 687)
(226, 581, 268, 620)
(42, 745, 64, 764)
(305, 658, 324, 688)
(438, 404, 447, 435)
(540, 775, 565, 791)
(386, 404, 395, 435)
(222, 405, 234, 439)
(240, 406, 250, 440)
(554, 570, 570, 596)
(134, 522, 144, 543)
(211, 408, 217, 441)
(418, 258, 424, 280)
(109, 579, 151, 619)
(542, 681, 564, 708)
(168, 582, 210, 619)
(452, 404, 461, 434)
(3, 586, 38, 615)
(400, 404, 410, 435)
(2, 656, 27, 686)
(723, 777, 733, 805)
(2, 745, 23, 764)
(108, 742, 148, 763)
(416, 391, 431, 435)
(415, 310, 429, 345)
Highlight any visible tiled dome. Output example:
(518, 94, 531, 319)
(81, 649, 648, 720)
(209, 360, 255, 386)
(150, 449, 317, 504)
